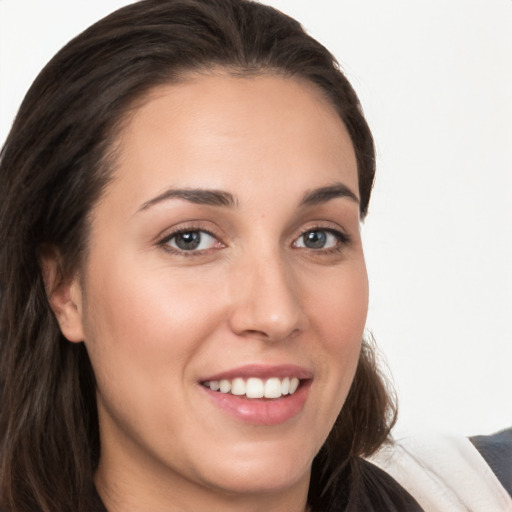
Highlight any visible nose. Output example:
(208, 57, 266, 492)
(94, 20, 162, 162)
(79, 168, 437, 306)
(227, 251, 308, 342)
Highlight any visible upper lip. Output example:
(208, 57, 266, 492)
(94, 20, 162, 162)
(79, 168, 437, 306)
(200, 364, 313, 383)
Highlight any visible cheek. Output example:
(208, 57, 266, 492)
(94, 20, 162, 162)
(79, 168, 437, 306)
(308, 258, 369, 345)
(80, 256, 224, 399)
(305, 259, 368, 416)
(80, 257, 233, 458)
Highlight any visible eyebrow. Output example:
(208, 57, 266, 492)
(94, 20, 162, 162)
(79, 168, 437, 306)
(138, 182, 358, 213)
(299, 183, 359, 207)
(138, 188, 237, 211)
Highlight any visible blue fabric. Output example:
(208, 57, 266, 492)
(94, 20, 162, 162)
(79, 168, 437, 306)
(471, 427, 512, 497)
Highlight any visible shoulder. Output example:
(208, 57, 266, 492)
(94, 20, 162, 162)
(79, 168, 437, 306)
(354, 458, 425, 511)
(367, 430, 512, 512)
(471, 427, 512, 497)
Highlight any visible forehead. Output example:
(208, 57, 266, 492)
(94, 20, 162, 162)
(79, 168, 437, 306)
(105, 72, 358, 211)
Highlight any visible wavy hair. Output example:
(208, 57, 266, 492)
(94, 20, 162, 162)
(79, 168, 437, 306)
(0, 1, 396, 510)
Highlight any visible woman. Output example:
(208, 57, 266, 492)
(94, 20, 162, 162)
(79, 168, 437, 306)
(0, 1, 508, 511)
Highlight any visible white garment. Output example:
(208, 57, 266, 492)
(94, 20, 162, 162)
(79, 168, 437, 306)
(368, 432, 512, 512)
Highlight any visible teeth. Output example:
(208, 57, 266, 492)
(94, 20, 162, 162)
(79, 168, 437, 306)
(281, 377, 290, 395)
(231, 378, 245, 396)
(246, 377, 264, 398)
(264, 377, 282, 399)
(204, 376, 302, 399)
(289, 377, 299, 394)
(219, 379, 231, 393)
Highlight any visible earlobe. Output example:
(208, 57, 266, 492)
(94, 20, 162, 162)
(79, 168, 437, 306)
(39, 245, 85, 343)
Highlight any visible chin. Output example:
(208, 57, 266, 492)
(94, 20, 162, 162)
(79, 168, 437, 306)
(196, 444, 314, 496)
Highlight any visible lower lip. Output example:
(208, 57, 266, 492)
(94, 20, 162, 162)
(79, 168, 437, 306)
(201, 381, 311, 426)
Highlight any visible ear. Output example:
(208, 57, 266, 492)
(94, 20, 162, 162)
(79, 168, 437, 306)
(39, 245, 85, 343)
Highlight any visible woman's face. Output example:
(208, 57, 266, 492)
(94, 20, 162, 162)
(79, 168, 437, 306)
(65, 74, 368, 508)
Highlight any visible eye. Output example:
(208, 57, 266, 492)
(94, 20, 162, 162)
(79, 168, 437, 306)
(293, 228, 349, 250)
(161, 229, 220, 253)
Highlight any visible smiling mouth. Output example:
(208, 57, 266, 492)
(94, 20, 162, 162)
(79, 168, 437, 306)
(202, 376, 302, 399)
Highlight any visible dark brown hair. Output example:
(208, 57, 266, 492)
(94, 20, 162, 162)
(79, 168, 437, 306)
(0, 1, 396, 510)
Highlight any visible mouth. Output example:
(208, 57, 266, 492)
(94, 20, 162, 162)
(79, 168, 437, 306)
(201, 376, 302, 399)
(199, 365, 312, 425)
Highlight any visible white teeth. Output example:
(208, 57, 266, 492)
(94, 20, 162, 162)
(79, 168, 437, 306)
(281, 377, 290, 395)
(289, 377, 299, 394)
(219, 379, 231, 393)
(246, 377, 264, 398)
(204, 376, 302, 398)
(231, 378, 246, 396)
(264, 377, 282, 399)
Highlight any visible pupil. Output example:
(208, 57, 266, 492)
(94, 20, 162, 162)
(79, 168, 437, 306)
(176, 231, 201, 250)
(304, 230, 326, 249)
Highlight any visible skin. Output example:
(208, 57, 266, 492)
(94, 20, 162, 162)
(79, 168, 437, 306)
(50, 73, 369, 512)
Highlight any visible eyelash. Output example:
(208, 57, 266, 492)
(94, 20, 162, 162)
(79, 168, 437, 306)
(295, 227, 352, 254)
(158, 225, 222, 256)
(157, 224, 351, 256)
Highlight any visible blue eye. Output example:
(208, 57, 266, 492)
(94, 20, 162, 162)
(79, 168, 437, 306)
(163, 230, 218, 252)
(294, 229, 348, 250)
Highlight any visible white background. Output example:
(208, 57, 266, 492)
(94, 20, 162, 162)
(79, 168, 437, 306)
(1, 0, 511, 437)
